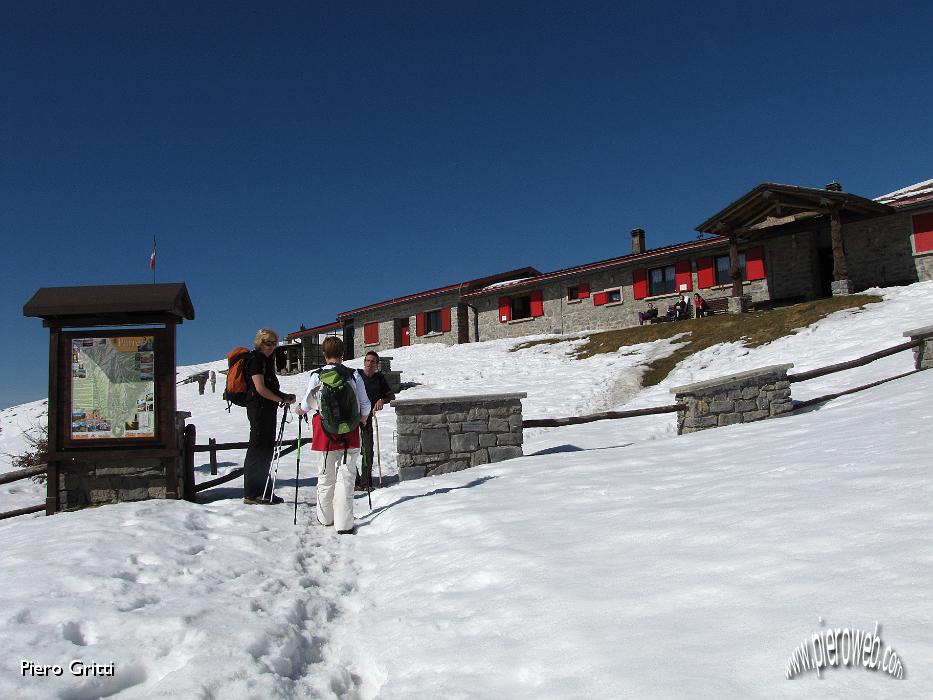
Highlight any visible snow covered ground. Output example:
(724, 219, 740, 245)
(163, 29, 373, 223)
(1, 281, 932, 698)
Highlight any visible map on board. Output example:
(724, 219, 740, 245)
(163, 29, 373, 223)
(70, 336, 156, 440)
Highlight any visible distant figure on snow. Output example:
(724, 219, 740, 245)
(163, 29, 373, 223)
(209, 370, 216, 393)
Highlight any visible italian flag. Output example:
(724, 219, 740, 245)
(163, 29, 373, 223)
(149, 238, 156, 270)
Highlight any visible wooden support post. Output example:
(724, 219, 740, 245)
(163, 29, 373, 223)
(830, 207, 848, 281)
(45, 462, 59, 515)
(209, 438, 218, 475)
(183, 424, 197, 502)
(728, 232, 743, 299)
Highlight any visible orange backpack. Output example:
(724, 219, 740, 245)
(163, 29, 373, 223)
(223, 347, 256, 410)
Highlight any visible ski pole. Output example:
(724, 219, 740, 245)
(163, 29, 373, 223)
(374, 412, 383, 488)
(263, 402, 290, 501)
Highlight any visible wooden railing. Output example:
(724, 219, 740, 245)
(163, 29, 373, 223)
(0, 464, 47, 520)
(189, 433, 312, 494)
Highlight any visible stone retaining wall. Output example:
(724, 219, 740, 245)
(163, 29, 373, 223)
(672, 364, 794, 434)
(904, 325, 933, 370)
(393, 393, 526, 481)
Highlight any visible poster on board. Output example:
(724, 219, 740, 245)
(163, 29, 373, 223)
(70, 335, 156, 440)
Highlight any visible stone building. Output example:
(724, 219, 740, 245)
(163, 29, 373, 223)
(290, 178, 933, 353)
(284, 321, 343, 371)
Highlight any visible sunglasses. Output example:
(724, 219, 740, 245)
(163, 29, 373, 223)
(262, 340, 277, 347)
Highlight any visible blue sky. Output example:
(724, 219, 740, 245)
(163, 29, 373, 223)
(2, 0, 931, 409)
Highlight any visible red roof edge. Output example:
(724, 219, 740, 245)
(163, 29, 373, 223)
(285, 321, 342, 341)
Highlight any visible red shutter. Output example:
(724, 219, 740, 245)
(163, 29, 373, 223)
(416, 313, 425, 337)
(632, 269, 648, 300)
(530, 290, 544, 317)
(441, 307, 452, 332)
(745, 246, 766, 281)
(913, 213, 933, 253)
(675, 260, 693, 292)
(578, 283, 590, 299)
(364, 322, 379, 345)
(498, 297, 511, 323)
(696, 257, 715, 289)
(593, 291, 607, 306)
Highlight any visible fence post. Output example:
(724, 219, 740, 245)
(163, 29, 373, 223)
(183, 424, 197, 502)
(209, 438, 218, 475)
(903, 325, 933, 370)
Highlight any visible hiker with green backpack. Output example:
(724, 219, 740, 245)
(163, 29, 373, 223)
(295, 336, 371, 534)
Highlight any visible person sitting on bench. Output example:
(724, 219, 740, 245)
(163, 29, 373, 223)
(694, 292, 710, 318)
(638, 302, 658, 325)
(668, 294, 689, 321)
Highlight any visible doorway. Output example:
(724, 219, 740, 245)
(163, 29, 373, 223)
(395, 317, 410, 347)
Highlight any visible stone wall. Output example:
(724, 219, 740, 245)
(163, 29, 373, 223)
(904, 324, 933, 370)
(394, 393, 526, 481)
(844, 212, 919, 290)
(672, 364, 794, 434)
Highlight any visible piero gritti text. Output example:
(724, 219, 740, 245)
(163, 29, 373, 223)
(21, 660, 116, 677)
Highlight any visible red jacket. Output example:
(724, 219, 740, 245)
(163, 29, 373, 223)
(310, 413, 361, 451)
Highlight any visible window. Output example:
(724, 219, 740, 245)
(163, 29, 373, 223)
(511, 295, 532, 320)
(714, 253, 746, 285)
(567, 283, 589, 301)
(648, 265, 676, 296)
(424, 309, 442, 334)
(607, 289, 621, 303)
(567, 286, 578, 300)
(914, 213, 933, 253)
(363, 322, 379, 345)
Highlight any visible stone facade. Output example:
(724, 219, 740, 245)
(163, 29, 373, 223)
(470, 249, 772, 341)
(672, 365, 794, 434)
(393, 393, 526, 481)
(904, 325, 933, 370)
(56, 412, 190, 508)
(348, 290, 466, 360)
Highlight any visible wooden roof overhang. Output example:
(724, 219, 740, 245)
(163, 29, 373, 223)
(24, 282, 195, 327)
(695, 183, 895, 237)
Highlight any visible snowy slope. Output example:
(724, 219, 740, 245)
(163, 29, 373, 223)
(0, 281, 931, 698)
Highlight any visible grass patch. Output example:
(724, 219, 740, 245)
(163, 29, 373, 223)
(512, 295, 883, 387)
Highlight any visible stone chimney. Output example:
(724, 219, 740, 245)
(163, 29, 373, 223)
(631, 228, 646, 255)
(825, 181, 843, 192)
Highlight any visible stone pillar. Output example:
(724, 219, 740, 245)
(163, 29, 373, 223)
(377, 356, 402, 394)
(829, 207, 854, 295)
(393, 393, 526, 481)
(672, 364, 794, 434)
(904, 325, 933, 370)
(727, 296, 749, 314)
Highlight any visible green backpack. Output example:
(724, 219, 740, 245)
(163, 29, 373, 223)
(316, 364, 361, 436)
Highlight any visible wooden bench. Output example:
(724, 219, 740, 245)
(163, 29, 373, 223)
(701, 295, 751, 316)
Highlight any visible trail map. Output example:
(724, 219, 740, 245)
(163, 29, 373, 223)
(70, 336, 156, 440)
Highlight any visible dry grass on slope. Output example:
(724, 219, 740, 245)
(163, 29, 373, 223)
(512, 294, 883, 387)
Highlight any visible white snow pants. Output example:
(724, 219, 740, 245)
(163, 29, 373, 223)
(315, 448, 358, 531)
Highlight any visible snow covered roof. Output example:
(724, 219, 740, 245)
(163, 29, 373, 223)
(875, 178, 933, 208)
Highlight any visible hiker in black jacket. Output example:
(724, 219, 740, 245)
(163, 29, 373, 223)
(356, 351, 396, 490)
(243, 328, 295, 504)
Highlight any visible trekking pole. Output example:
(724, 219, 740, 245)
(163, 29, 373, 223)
(361, 418, 372, 511)
(263, 402, 290, 501)
(293, 414, 305, 525)
(374, 412, 384, 488)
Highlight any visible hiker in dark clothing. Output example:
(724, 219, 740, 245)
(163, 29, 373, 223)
(356, 351, 396, 490)
(243, 328, 295, 504)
